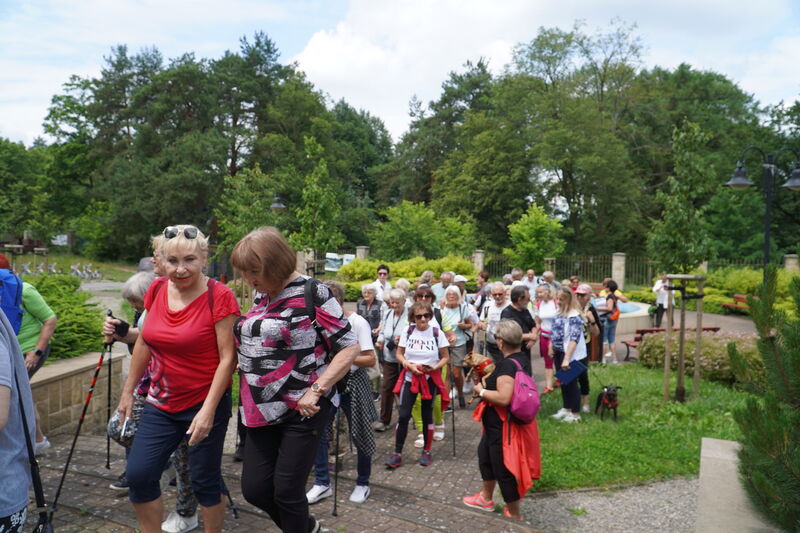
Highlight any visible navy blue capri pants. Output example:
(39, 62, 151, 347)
(126, 389, 232, 507)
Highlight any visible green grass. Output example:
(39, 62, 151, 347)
(534, 362, 749, 492)
(12, 251, 137, 282)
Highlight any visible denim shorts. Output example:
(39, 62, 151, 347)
(126, 389, 231, 506)
(602, 317, 618, 344)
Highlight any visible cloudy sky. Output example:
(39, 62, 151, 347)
(1, 0, 799, 145)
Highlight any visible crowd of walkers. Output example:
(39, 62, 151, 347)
(0, 225, 630, 532)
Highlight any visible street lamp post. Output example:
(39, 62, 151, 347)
(725, 146, 800, 279)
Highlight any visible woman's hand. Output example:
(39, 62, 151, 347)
(561, 360, 570, 370)
(406, 362, 423, 375)
(473, 382, 483, 396)
(296, 388, 322, 418)
(187, 407, 214, 446)
(116, 393, 134, 422)
(102, 317, 119, 338)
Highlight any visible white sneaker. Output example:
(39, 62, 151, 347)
(161, 511, 198, 533)
(562, 414, 581, 423)
(433, 425, 445, 441)
(306, 484, 332, 504)
(582, 404, 591, 413)
(34, 437, 51, 455)
(551, 408, 570, 420)
(414, 434, 424, 448)
(349, 485, 370, 503)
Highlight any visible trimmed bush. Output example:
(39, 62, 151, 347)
(25, 275, 103, 360)
(337, 256, 475, 283)
(638, 330, 764, 389)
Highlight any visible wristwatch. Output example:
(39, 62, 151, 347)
(310, 382, 325, 394)
(34, 348, 44, 358)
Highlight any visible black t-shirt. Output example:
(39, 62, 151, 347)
(500, 305, 535, 334)
(482, 351, 532, 432)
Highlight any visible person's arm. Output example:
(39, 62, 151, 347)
(588, 312, 600, 337)
(0, 385, 9, 431)
(354, 348, 377, 368)
(102, 316, 140, 345)
(432, 345, 449, 372)
(186, 314, 238, 446)
(616, 291, 629, 303)
(473, 375, 514, 407)
(24, 315, 57, 371)
(116, 333, 152, 419)
(296, 343, 360, 416)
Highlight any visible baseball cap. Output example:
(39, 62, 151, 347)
(453, 274, 467, 283)
(576, 283, 593, 295)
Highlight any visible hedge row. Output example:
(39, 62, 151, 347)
(638, 330, 765, 389)
(337, 256, 475, 283)
(25, 275, 103, 360)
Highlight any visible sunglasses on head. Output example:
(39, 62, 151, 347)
(164, 225, 199, 240)
(415, 313, 433, 320)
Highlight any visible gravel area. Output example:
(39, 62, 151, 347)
(520, 478, 698, 533)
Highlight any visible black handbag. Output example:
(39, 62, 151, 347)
(12, 368, 55, 533)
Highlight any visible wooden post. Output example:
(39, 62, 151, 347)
(675, 280, 687, 403)
(663, 286, 673, 401)
(692, 278, 705, 398)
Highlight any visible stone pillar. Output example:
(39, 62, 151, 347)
(296, 250, 307, 274)
(699, 261, 708, 273)
(545, 257, 555, 273)
(472, 249, 485, 273)
(785, 254, 799, 273)
(612, 253, 626, 289)
(356, 246, 369, 260)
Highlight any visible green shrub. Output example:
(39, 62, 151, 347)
(638, 330, 764, 388)
(25, 275, 103, 360)
(344, 282, 364, 302)
(624, 289, 656, 305)
(337, 256, 475, 283)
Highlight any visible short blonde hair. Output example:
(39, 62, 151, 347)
(231, 227, 296, 286)
(494, 320, 522, 348)
(395, 278, 410, 292)
(159, 224, 209, 257)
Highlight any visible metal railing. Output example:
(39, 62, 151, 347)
(554, 255, 612, 284)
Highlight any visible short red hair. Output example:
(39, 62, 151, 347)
(0, 254, 9, 269)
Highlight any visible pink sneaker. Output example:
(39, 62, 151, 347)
(462, 492, 494, 511)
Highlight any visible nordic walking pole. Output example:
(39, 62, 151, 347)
(448, 360, 456, 457)
(221, 478, 240, 519)
(49, 341, 112, 521)
(332, 406, 342, 517)
(104, 310, 114, 469)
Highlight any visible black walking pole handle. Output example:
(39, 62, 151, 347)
(103, 309, 116, 348)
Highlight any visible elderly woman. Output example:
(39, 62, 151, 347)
(409, 285, 446, 444)
(0, 306, 36, 533)
(106, 254, 200, 533)
(463, 320, 540, 521)
(307, 281, 377, 505)
(357, 284, 383, 340)
(374, 288, 408, 431)
(441, 285, 473, 409)
(117, 225, 240, 533)
(232, 227, 359, 533)
(386, 301, 449, 469)
(534, 284, 558, 393)
(418, 270, 435, 287)
(549, 288, 588, 423)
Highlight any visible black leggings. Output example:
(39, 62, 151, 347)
(241, 400, 331, 533)
(477, 423, 519, 503)
(395, 378, 436, 453)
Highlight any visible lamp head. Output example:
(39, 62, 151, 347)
(270, 194, 286, 210)
(725, 163, 754, 190)
(782, 164, 800, 192)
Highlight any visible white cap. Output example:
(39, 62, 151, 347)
(453, 274, 468, 283)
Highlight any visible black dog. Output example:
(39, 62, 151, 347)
(595, 385, 622, 420)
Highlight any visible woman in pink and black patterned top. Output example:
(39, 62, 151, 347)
(231, 227, 359, 533)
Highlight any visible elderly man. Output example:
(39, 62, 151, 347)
(432, 271, 453, 303)
(477, 282, 509, 363)
(500, 286, 537, 352)
(523, 269, 540, 293)
(541, 271, 561, 292)
(509, 267, 524, 287)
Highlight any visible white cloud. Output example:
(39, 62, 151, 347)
(295, 0, 800, 139)
(2, 0, 799, 145)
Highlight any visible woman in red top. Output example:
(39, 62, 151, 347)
(117, 225, 239, 533)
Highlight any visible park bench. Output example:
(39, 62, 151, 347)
(621, 326, 721, 361)
(721, 293, 753, 312)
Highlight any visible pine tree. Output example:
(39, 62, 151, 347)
(729, 265, 800, 531)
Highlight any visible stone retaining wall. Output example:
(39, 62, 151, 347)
(30, 350, 127, 436)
